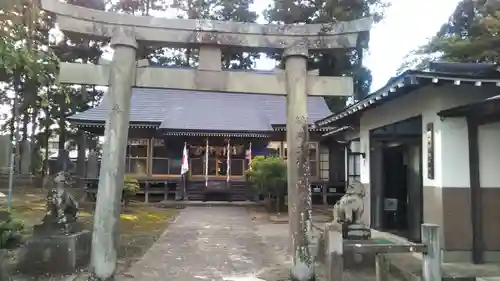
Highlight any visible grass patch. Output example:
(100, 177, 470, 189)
(0, 188, 177, 263)
(78, 205, 176, 260)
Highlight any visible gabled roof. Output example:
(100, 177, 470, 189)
(69, 88, 332, 133)
(315, 62, 500, 129)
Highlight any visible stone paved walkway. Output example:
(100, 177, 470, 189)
(120, 207, 279, 281)
(118, 206, 396, 281)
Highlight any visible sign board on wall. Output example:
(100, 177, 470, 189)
(426, 122, 435, 179)
(384, 198, 398, 211)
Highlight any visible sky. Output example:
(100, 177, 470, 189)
(249, 0, 461, 91)
(361, 0, 460, 89)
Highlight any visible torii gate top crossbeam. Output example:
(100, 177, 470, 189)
(41, 0, 372, 51)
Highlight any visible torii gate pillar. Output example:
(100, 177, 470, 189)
(90, 28, 137, 280)
(283, 42, 315, 281)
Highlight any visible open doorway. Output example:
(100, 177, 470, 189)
(370, 116, 423, 242)
(382, 144, 407, 235)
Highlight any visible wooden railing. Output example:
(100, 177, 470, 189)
(323, 224, 441, 281)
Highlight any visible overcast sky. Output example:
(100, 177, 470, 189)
(250, 0, 461, 91)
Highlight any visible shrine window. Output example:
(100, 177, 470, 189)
(267, 141, 282, 157)
(347, 139, 361, 184)
(229, 144, 245, 176)
(126, 139, 149, 175)
(151, 138, 183, 175)
(189, 144, 205, 176)
(276, 141, 319, 178)
(189, 142, 246, 177)
(308, 142, 318, 178)
(151, 139, 169, 175)
(319, 146, 329, 181)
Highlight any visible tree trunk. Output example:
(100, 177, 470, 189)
(58, 96, 66, 150)
(76, 131, 86, 189)
(43, 107, 50, 177)
(57, 95, 67, 173)
(12, 77, 21, 174)
(20, 108, 30, 174)
(30, 101, 38, 174)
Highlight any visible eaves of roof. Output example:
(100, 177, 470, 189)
(72, 120, 332, 134)
(438, 94, 500, 117)
(314, 69, 500, 128)
(72, 121, 160, 129)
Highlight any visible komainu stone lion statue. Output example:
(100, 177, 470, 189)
(40, 171, 79, 234)
(317, 181, 368, 264)
(332, 180, 366, 225)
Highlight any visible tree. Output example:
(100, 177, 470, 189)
(264, 0, 389, 111)
(0, 1, 59, 174)
(170, 0, 260, 69)
(1, 0, 110, 175)
(247, 156, 287, 213)
(122, 175, 139, 206)
(399, 0, 500, 72)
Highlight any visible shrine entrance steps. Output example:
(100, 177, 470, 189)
(186, 181, 249, 201)
(159, 200, 263, 208)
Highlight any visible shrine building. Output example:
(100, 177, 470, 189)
(70, 87, 346, 203)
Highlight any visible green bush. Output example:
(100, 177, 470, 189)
(123, 175, 140, 205)
(0, 212, 24, 249)
(247, 156, 287, 212)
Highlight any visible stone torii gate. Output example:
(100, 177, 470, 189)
(40, 0, 372, 280)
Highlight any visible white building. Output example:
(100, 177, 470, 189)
(316, 62, 500, 264)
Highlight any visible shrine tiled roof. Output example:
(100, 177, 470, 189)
(68, 88, 332, 132)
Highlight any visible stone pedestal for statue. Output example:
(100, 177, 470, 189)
(18, 172, 91, 275)
(18, 225, 91, 275)
(330, 180, 374, 269)
(342, 222, 371, 240)
(342, 222, 374, 269)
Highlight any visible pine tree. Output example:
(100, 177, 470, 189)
(170, 0, 260, 69)
(399, 0, 500, 71)
(264, 0, 388, 111)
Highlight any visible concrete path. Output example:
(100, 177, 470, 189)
(121, 207, 279, 281)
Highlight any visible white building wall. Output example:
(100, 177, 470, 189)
(356, 84, 497, 225)
(344, 130, 360, 141)
(478, 121, 500, 188)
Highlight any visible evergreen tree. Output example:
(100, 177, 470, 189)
(264, 0, 388, 111)
(171, 0, 260, 69)
(1, 0, 60, 173)
(399, 0, 500, 71)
